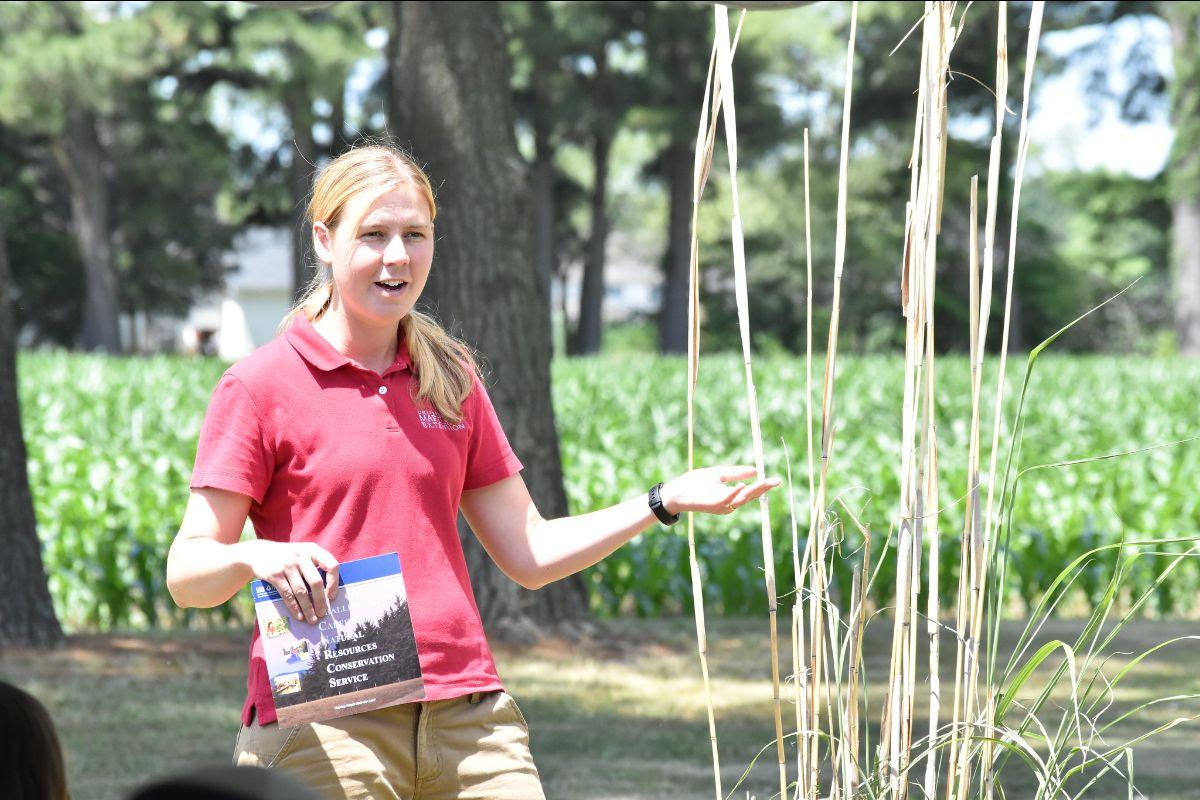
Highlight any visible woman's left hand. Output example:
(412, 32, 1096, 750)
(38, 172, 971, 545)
(661, 465, 782, 516)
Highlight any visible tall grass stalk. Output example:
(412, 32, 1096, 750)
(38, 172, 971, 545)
(713, 7, 790, 797)
(796, 123, 816, 800)
(690, 3, 1195, 799)
(798, 6, 859, 799)
(943, 3, 1007, 796)
(955, 6, 1043, 799)
(880, 6, 954, 799)
(684, 12, 749, 799)
(687, 35, 723, 800)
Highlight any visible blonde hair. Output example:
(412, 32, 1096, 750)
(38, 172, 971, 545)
(279, 143, 478, 425)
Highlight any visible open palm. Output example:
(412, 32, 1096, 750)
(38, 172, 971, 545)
(662, 465, 781, 516)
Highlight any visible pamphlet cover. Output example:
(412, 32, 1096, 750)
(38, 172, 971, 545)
(251, 552, 425, 726)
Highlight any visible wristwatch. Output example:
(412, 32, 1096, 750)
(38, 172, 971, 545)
(648, 482, 680, 526)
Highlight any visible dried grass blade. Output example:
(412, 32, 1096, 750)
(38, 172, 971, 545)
(687, 32, 723, 800)
(713, 7, 788, 798)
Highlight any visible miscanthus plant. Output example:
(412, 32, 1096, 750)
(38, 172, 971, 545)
(690, 3, 1200, 799)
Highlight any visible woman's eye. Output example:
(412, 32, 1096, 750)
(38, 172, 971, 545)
(361, 231, 385, 240)
(405, 231, 425, 241)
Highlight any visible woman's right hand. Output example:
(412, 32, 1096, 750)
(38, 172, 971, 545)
(242, 540, 340, 625)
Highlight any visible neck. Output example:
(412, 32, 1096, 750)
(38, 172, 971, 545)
(312, 308, 401, 375)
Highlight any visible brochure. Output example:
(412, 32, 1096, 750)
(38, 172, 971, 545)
(251, 551, 425, 726)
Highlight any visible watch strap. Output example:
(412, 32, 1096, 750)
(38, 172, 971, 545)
(649, 482, 680, 526)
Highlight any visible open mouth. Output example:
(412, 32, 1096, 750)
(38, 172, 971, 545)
(374, 280, 408, 295)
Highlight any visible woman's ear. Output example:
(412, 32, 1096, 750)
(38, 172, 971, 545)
(312, 221, 334, 265)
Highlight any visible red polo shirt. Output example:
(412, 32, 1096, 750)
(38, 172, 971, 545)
(189, 315, 522, 726)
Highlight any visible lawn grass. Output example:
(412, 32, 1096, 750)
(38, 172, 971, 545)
(3, 617, 1198, 800)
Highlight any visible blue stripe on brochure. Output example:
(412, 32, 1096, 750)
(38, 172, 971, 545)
(251, 552, 400, 604)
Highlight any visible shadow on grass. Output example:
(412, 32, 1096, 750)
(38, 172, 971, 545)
(2, 619, 1198, 800)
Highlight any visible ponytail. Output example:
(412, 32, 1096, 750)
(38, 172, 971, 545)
(402, 310, 478, 426)
(278, 269, 333, 333)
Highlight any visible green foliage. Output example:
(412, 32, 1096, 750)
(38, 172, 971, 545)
(20, 351, 1200, 629)
(1165, 2, 1200, 201)
(0, 1, 242, 342)
(683, 2, 1177, 357)
(553, 352, 1200, 618)
(0, 2, 379, 344)
(0, 126, 83, 338)
(0, 2, 168, 132)
(0, 1, 1183, 353)
(19, 352, 232, 629)
(1022, 170, 1171, 351)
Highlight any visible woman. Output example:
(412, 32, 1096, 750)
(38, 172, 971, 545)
(166, 144, 780, 799)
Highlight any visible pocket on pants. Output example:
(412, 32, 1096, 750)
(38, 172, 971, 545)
(498, 691, 530, 730)
(233, 720, 303, 768)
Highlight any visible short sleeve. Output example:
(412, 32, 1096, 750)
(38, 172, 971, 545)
(190, 373, 274, 504)
(463, 374, 523, 491)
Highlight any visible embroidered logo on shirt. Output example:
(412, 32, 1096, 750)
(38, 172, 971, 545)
(417, 409, 466, 431)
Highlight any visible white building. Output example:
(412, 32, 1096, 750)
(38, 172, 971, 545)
(180, 227, 294, 361)
(552, 229, 663, 324)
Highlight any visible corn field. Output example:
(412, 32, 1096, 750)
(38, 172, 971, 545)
(16, 350, 1200, 632)
(14, 354, 1200, 627)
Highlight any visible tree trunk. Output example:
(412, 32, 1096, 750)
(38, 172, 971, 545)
(530, 1, 557, 350)
(0, 217, 64, 647)
(531, 148, 557, 354)
(657, 136, 693, 354)
(385, 3, 402, 136)
(285, 81, 317, 303)
(393, 1, 590, 639)
(53, 107, 120, 353)
(329, 76, 349, 157)
(1166, 4, 1200, 355)
(571, 128, 612, 355)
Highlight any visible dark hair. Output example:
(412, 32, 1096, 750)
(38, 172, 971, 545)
(0, 681, 69, 800)
(128, 766, 321, 800)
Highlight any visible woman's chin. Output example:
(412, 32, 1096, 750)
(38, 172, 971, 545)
(341, 302, 412, 330)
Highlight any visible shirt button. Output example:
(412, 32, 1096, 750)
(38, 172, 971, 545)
(378, 386, 388, 395)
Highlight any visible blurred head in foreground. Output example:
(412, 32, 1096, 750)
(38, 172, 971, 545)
(127, 765, 322, 800)
(0, 681, 69, 800)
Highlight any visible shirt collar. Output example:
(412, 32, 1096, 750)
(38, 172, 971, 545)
(286, 315, 412, 375)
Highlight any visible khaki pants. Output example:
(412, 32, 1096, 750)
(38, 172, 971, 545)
(233, 690, 545, 800)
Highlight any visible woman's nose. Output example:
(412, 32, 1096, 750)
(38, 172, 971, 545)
(383, 234, 410, 266)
